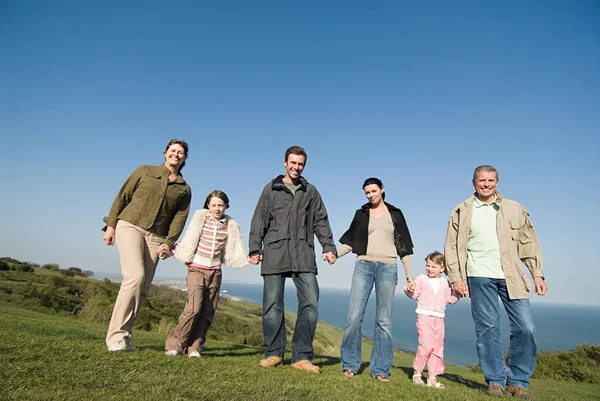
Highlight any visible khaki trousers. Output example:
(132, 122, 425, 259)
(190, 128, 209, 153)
(106, 220, 163, 346)
(165, 267, 222, 353)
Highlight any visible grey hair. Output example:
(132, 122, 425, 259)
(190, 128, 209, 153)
(472, 165, 498, 181)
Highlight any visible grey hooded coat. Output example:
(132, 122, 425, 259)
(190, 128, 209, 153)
(249, 175, 337, 276)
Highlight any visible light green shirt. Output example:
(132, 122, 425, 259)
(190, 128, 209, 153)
(466, 196, 504, 279)
(284, 181, 302, 195)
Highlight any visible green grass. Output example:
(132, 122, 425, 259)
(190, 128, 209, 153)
(2, 301, 599, 401)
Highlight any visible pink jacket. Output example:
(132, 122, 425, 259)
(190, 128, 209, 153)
(404, 274, 460, 317)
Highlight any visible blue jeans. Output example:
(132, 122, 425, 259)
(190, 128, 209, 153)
(469, 277, 537, 389)
(340, 260, 398, 378)
(262, 272, 319, 363)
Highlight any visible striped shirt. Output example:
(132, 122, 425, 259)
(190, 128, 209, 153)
(188, 215, 229, 270)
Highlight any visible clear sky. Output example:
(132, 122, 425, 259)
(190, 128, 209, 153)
(2, 1, 599, 306)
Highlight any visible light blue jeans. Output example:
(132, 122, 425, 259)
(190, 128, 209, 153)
(469, 277, 537, 389)
(340, 260, 397, 378)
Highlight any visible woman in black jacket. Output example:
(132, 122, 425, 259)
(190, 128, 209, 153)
(337, 177, 414, 382)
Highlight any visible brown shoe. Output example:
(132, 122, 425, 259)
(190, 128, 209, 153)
(375, 375, 391, 383)
(487, 384, 505, 397)
(506, 386, 532, 400)
(259, 356, 283, 368)
(291, 360, 321, 373)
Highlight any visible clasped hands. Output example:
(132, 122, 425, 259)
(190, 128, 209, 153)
(321, 252, 337, 265)
(157, 244, 172, 259)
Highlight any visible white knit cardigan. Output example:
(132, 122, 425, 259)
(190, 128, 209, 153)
(173, 209, 248, 268)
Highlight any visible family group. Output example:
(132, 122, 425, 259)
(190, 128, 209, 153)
(102, 139, 547, 399)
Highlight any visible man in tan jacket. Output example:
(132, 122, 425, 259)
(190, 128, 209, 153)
(444, 165, 547, 399)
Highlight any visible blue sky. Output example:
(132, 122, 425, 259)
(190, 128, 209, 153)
(2, 1, 599, 306)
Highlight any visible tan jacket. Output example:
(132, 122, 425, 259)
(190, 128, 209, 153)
(444, 192, 543, 299)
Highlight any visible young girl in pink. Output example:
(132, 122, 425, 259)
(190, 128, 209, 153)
(404, 251, 460, 389)
(162, 190, 247, 357)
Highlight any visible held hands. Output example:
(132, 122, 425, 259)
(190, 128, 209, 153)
(248, 254, 263, 265)
(103, 227, 116, 246)
(534, 277, 547, 296)
(452, 280, 467, 296)
(157, 244, 172, 260)
(406, 277, 416, 292)
(322, 252, 337, 265)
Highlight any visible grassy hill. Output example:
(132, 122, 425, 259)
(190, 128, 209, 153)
(1, 258, 599, 400)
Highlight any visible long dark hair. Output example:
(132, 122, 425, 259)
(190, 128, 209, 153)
(203, 190, 230, 210)
(362, 177, 385, 200)
(164, 139, 189, 171)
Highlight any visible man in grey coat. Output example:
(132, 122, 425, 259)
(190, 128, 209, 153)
(249, 145, 337, 373)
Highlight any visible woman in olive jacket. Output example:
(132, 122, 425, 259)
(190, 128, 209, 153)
(102, 139, 192, 351)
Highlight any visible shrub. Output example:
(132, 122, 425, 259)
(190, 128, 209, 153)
(242, 332, 264, 347)
(0, 261, 10, 271)
(154, 318, 177, 334)
(41, 263, 60, 271)
(470, 345, 600, 384)
(67, 267, 83, 276)
(78, 294, 114, 325)
(16, 264, 34, 273)
(533, 344, 600, 384)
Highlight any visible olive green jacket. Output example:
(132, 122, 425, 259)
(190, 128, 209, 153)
(104, 164, 192, 247)
(444, 192, 543, 300)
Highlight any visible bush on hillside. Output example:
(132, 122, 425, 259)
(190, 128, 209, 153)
(41, 263, 60, 271)
(59, 269, 75, 277)
(16, 264, 34, 273)
(532, 344, 600, 384)
(68, 267, 83, 275)
(470, 344, 600, 384)
(0, 261, 10, 271)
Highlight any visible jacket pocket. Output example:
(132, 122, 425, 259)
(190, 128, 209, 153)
(510, 221, 532, 244)
(264, 230, 287, 245)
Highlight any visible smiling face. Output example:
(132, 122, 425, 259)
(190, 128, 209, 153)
(425, 258, 444, 279)
(208, 196, 226, 220)
(472, 170, 498, 204)
(364, 184, 384, 206)
(164, 144, 186, 171)
(283, 153, 306, 183)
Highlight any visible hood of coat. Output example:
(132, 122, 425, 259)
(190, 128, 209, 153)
(271, 174, 308, 191)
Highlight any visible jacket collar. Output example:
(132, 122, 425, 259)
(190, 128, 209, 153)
(271, 175, 308, 191)
(360, 201, 399, 212)
(463, 191, 503, 208)
(158, 164, 187, 184)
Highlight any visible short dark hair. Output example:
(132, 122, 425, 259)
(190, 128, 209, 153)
(362, 177, 385, 200)
(164, 139, 189, 171)
(203, 190, 230, 210)
(284, 146, 307, 163)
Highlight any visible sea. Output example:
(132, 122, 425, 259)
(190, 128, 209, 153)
(209, 281, 600, 366)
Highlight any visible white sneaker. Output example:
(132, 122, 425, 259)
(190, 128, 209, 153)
(165, 350, 179, 356)
(188, 351, 201, 358)
(107, 339, 135, 352)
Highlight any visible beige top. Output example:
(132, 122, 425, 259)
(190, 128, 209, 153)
(337, 212, 413, 279)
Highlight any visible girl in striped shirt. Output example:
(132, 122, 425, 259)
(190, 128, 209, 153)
(163, 190, 248, 357)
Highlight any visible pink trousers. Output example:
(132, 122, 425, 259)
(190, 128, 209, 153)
(412, 314, 446, 377)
